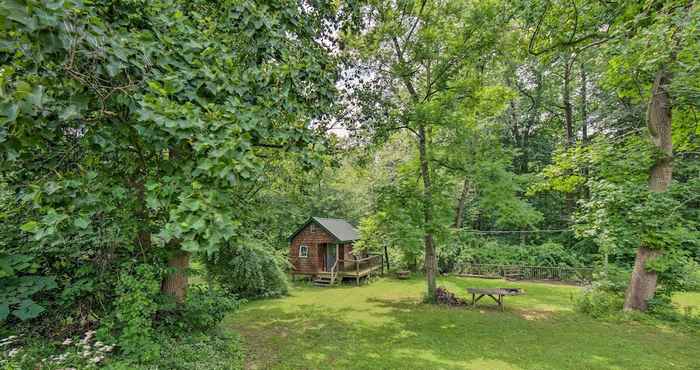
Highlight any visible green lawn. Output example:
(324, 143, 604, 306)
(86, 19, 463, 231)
(225, 276, 700, 370)
(673, 291, 700, 317)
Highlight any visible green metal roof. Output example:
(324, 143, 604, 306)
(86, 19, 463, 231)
(289, 217, 360, 243)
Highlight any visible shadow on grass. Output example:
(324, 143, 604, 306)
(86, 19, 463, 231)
(228, 289, 700, 370)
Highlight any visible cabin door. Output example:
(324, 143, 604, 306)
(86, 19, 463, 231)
(325, 244, 337, 271)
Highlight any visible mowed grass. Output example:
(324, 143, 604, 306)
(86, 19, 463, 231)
(225, 276, 700, 370)
(674, 291, 700, 317)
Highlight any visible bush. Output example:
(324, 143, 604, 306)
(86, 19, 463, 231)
(160, 285, 240, 334)
(689, 269, 700, 292)
(574, 288, 624, 318)
(573, 266, 629, 318)
(590, 265, 631, 294)
(206, 240, 288, 299)
(102, 263, 162, 363)
(441, 238, 585, 272)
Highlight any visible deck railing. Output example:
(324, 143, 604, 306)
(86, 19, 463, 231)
(337, 254, 384, 275)
(457, 263, 593, 284)
(329, 259, 339, 284)
(287, 254, 384, 276)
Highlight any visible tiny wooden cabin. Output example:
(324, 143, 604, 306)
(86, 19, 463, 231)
(288, 217, 383, 285)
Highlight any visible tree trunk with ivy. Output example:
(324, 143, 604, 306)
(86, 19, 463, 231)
(623, 69, 673, 312)
(161, 248, 191, 304)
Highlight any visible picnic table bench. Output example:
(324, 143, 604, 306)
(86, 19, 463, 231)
(467, 288, 524, 311)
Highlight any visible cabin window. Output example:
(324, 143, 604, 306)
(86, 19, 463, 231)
(299, 245, 309, 258)
(309, 223, 316, 232)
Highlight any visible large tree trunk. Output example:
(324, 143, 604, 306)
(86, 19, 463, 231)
(580, 62, 590, 200)
(418, 124, 438, 301)
(161, 249, 191, 304)
(580, 62, 589, 144)
(453, 178, 470, 229)
(623, 69, 673, 312)
(624, 247, 661, 311)
(563, 60, 576, 215)
(563, 61, 575, 147)
(160, 146, 191, 304)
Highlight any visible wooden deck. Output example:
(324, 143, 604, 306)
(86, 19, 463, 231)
(319, 264, 382, 278)
(291, 254, 384, 285)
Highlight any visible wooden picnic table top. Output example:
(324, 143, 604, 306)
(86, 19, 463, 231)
(466, 288, 524, 311)
(466, 288, 524, 296)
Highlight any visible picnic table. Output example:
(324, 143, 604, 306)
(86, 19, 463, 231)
(467, 288, 524, 311)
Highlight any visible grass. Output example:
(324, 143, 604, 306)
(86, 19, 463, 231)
(225, 276, 700, 370)
(673, 291, 700, 317)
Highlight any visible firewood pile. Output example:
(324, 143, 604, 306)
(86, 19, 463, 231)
(436, 287, 467, 306)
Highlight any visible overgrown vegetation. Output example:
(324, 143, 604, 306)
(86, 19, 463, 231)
(0, 0, 355, 366)
(1, 0, 699, 367)
(205, 241, 288, 299)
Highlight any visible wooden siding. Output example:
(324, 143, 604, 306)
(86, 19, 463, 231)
(289, 224, 336, 274)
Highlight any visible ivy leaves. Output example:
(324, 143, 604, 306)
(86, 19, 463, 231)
(0, 254, 57, 321)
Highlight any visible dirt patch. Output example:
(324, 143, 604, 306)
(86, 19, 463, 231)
(516, 309, 555, 321)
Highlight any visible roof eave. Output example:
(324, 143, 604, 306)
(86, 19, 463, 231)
(288, 217, 343, 243)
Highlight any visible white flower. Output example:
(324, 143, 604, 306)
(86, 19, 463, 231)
(102, 345, 114, 352)
(0, 337, 16, 347)
(8, 348, 20, 358)
(89, 355, 104, 363)
(94, 341, 103, 347)
(62, 338, 73, 345)
(81, 350, 91, 358)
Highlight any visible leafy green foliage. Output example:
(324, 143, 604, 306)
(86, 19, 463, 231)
(0, 0, 348, 341)
(206, 240, 288, 299)
(161, 285, 240, 334)
(574, 289, 625, 318)
(103, 264, 162, 362)
(440, 239, 585, 272)
(0, 254, 56, 321)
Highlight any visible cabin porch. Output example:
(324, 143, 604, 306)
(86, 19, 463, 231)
(290, 249, 384, 286)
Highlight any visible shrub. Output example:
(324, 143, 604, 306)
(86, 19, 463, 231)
(442, 238, 585, 272)
(206, 240, 288, 299)
(160, 285, 240, 334)
(102, 263, 162, 363)
(689, 269, 700, 292)
(574, 288, 624, 318)
(0, 254, 57, 322)
(590, 265, 631, 295)
(574, 266, 628, 318)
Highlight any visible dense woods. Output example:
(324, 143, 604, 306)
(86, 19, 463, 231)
(0, 0, 698, 368)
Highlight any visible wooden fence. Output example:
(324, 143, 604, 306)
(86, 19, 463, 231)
(457, 263, 593, 284)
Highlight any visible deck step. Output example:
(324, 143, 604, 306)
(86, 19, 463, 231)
(313, 275, 335, 286)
